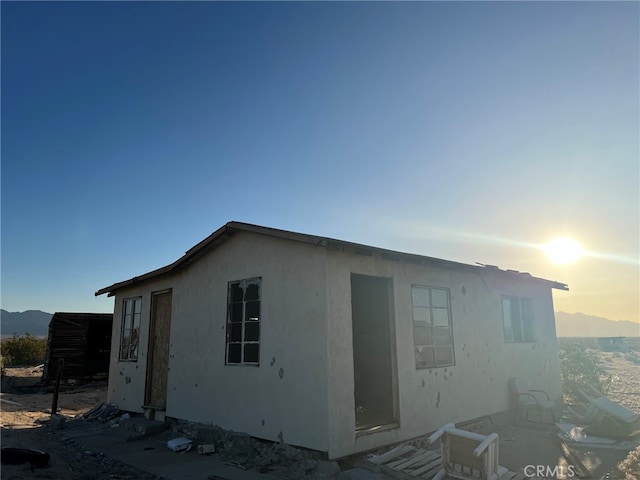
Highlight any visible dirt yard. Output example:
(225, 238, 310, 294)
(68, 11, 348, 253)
(1, 344, 639, 480)
(0, 366, 133, 479)
(1, 366, 106, 429)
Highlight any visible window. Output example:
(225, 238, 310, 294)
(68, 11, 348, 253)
(226, 278, 261, 365)
(502, 296, 535, 342)
(411, 286, 454, 368)
(120, 297, 141, 361)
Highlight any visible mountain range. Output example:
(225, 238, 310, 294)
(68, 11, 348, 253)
(1, 309, 638, 338)
(1, 309, 52, 337)
(554, 311, 639, 338)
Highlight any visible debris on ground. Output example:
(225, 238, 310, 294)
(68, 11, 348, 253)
(197, 443, 216, 454)
(167, 436, 193, 453)
(566, 384, 640, 438)
(170, 419, 344, 478)
(81, 402, 121, 422)
(1, 447, 50, 468)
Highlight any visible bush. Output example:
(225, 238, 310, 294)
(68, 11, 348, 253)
(0, 334, 47, 366)
(626, 352, 640, 365)
(619, 446, 640, 480)
(557, 338, 609, 403)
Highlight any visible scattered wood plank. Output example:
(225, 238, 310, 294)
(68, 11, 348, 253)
(401, 450, 441, 470)
(386, 453, 420, 469)
(390, 449, 438, 470)
(370, 442, 555, 480)
(377, 462, 425, 480)
(369, 444, 416, 465)
(408, 457, 442, 477)
(498, 472, 520, 480)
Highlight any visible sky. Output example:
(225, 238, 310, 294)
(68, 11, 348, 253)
(2, 1, 638, 324)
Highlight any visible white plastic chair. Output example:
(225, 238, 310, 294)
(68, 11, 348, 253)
(427, 423, 508, 480)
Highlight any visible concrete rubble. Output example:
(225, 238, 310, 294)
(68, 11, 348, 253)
(175, 420, 345, 479)
(70, 404, 351, 479)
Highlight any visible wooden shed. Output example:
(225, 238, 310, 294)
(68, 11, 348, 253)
(42, 312, 113, 384)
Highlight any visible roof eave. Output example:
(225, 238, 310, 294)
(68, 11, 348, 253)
(95, 224, 232, 297)
(96, 221, 569, 296)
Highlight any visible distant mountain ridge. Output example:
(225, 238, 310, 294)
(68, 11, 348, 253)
(555, 311, 640, 337)
(1, 309, 52, 337)
(1, 309, 638, 338)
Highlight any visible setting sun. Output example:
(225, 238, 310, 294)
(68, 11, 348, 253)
(543, 237, 585, 264)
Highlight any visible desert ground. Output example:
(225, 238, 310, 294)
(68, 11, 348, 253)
(599, 349, 640, 415)
(1, 341, 639, 480)
(1, 366, 106, 429)
(0, 368, 145, 479)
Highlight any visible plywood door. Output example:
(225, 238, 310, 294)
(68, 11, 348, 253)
(145, 290, 172, 409)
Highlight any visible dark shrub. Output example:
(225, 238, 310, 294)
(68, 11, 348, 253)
(557, 338, 609, 404)
(0, 334, 47, 366)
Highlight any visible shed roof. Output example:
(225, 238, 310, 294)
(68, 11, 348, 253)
(96, 221, 568, 297)
(49, 312, 114, 325)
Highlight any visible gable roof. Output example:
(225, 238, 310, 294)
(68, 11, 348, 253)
(95, 221, 568, 297)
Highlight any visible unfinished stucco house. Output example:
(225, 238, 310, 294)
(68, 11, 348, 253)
(96, 221, 567, 459)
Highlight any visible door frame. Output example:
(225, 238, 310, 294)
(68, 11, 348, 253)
(144, 289, 172, 409)
(350, 273, 400, 431)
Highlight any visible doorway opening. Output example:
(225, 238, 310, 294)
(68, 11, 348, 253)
(351, 274, 398, 432)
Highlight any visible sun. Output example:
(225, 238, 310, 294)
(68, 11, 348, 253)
(543, 237, 585, 264)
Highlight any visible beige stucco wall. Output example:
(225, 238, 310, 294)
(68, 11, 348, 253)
(107, 231, 330, 451)
(106, 233, 562, 459)
(325, 250, 561, 458)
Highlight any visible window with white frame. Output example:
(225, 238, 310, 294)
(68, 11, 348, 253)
(411, 285, 455, 369)
(226, 278, 261, 365)
(120, 297, 141, 361)
(502, 296, 535, 343)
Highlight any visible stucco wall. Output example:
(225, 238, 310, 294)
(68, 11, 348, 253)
(105, 233, 562, 459)
(107, 231, 330, 451)
(325, 250, 561, 458)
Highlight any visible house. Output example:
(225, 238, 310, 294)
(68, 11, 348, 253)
(96, 221, 567, 459)
(42, 312, 113, 384)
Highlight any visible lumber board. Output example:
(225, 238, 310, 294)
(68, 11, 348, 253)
(378, 462, 423, 480)
(392, 449, 438, 471)
(402, 450, 441, 470)
(369, 444, 416, 465)
(409, 458, 442, 476)
(385, 449, 424, 468)
(498, 472, 519, 480)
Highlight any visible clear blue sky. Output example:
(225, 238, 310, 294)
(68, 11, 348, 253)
(2, 2, 638, 322)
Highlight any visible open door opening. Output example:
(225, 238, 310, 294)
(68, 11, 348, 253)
(351, 274, 398, 432)
(145, 290, 172, 410)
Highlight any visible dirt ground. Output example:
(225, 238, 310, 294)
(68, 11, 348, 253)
(0, 366, 132, 479)
(1, 347, 639, 480)
(1, 366, 106, 429)
(600, 350, 640, 414)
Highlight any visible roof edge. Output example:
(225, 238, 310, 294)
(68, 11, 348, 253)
(96, 221, 568, 296)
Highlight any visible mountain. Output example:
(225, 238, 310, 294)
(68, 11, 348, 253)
(0, 310, 52, 337)
(555, 311, 640, 338)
